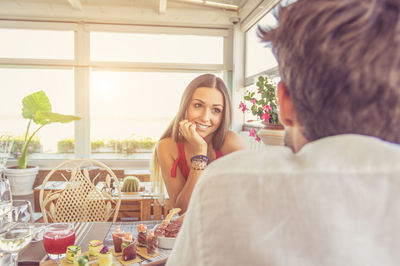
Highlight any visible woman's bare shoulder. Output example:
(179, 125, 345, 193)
(220, 130, 247, 154)
(157, 137, 178, 156)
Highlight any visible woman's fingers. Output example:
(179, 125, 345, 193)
(179, 120, 192, 137)
(179, 120, 207, 153)
(179, 120, 199, 139)
(188, 123, 197, 134)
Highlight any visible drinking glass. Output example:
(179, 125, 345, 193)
(6, 200, 34, 223)
(0, 252, 12, 265)
(0, 135, 14, 219)
(0, 178, 12, 218)
(0, 223, 35, 266)
(0, 135, 14, 177)
(43, 223, 75, 263)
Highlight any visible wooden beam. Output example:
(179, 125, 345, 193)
(159, 0, 167, 14)
(67, 0, 82, 11)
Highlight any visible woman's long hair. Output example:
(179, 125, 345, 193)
(151, 74, 232, 195)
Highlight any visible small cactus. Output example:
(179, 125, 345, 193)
(121, 176, 140, 192)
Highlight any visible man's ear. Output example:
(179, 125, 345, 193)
(277, 82, 295, 127)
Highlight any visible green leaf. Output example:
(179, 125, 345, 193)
(22, 91, 52, 122)
(34, 111, 81, 125)
(244, 96, 252, 101)
(258, 76, 264, 82)
(78, 255, 89, 266)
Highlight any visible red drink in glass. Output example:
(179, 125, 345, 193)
(43, 223, 75, 260)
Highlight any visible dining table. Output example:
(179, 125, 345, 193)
(18, 220, 171, 265)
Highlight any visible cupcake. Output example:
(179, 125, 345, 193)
(137, 224, 147, 246)
(98, 246, 113, 266)
(122, 233, 137, 261)
(66, 245, 81, 263)
(112, 226, 125, 253)
(89, 240, 104, 257)
(146, 230, 158, 255)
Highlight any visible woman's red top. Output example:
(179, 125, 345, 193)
(170, 142, 224, 180)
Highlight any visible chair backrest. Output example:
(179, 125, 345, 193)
(39, 159, 121, 223)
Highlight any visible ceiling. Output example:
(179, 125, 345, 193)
(0, 0, 275, 28)
(70, 0, 248, 11)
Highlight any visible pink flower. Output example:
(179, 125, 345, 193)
(249, 128, 257, 137)
(251, 99, 256, 105)
(263, 104, 271, 111)
(257, 88, 262, 94)
(261, 112, 270, 122)
(255, 137, 261, 142)
(239, 102, 248, 113)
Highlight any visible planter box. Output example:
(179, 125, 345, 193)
(257, 128, 285, 146)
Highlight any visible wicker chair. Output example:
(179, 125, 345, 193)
(39, 159, 121, 223)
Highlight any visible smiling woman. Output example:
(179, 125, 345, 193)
(151, 74, 247, 213)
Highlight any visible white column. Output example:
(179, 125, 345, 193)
(74, 23, 91, 158)
(231, 23, 245, 132)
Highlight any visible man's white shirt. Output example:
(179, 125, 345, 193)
(167, 134, 400, 266)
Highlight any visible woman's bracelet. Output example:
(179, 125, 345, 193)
(192, 166, 206, 171)
(191, 154, 209, 170)
(191, 154, 209, 163)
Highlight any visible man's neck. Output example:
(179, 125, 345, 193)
(287, 126, 308, 153)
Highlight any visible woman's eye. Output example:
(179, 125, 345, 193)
(214, 108, 222, 114)
(194, 103, 202, 108)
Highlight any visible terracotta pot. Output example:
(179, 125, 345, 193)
(261, 121, 285, 130)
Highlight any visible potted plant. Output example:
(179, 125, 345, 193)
(57, 138, 75, 153)
(5, 90, 80, 195)
(239, 76, 285, 145)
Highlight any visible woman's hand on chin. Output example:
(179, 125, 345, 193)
(179, 119, 207, 154)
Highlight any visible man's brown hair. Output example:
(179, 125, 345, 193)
(260, 0, 400, 143)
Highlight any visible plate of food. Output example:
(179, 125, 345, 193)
(154, 208, 185, 249)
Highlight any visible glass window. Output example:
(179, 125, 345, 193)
(245, 12, 278, 77)
(245, 0, 297, 78)
(90, 71, 221, 159)
(0, 68, 75, 158)
(91, 32, 223, 64)
(0, 29, 74, 59)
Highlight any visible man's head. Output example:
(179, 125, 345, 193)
(260, 0, 400, 150)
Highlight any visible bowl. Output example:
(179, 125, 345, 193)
(153, 224, 176, 249)
(158, 235, 176, 249)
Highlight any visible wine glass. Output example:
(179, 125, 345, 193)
(0, 223, 35, 266)
(0, 199, 37, 265)
(0, 135, 14, 177)
(0, 178, 12, 218)
(43, 223, 75, 264)
(0, 135, 14, 219)
(6, 200, 34, 223)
